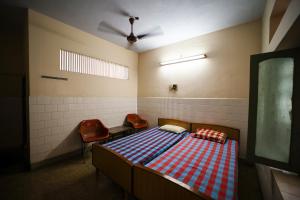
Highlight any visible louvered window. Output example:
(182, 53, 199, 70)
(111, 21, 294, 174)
(59, 49, 128, 80)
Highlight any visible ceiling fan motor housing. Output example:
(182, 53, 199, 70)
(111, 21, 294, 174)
(127, 33, 137, 43)
(127, 16, 139, 43)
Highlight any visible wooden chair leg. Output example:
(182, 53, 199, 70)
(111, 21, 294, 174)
(81, 142, 86, 157)
(81, 142, 84, 156)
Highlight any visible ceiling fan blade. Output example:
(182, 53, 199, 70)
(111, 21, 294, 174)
(137, 34, 148, 39)
(137, 26, 163, 40)
(111, 5, 131, 17)
(98, 21, 127, 37)
(113, 7, 139, 19)
(118, 9, 131, 17)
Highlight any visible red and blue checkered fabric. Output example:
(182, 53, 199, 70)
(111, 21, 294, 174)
(103, 127, 188, 164)
(145, 136, 238, 200)
(191, 128, 227, 144)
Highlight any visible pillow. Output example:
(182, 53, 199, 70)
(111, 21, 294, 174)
(159, 124, 187, 134)
(191, 128, 227, 144)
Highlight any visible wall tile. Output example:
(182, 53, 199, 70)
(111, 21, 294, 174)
(57, 104, 69, 112)
(45, 105, 58, 112)
(37, 96, 51, 104)
(30, 121, 45, 130)
(51, 112, 64, 120)
(30, 105, 45, 113)
(29, 96, 137, 164)
(29, 96, 37, 105)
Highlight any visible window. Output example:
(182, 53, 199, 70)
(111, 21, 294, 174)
(247, 47, 300, 173)
(59, 49, 129, 80)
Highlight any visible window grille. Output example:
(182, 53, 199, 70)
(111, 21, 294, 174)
(59, 49, 128, 80)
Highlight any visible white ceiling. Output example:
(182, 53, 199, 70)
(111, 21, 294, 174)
(6, 0, 266, 52)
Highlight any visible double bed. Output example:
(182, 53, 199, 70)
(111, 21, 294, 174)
(93, 119, 239, 200)
(133, 123, 239, 200)
(92, 118, 191, 193)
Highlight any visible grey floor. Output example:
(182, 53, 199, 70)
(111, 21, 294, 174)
(0, 153, 262, 200)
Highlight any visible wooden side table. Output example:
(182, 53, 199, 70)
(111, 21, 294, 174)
(109, 126, 133, 140)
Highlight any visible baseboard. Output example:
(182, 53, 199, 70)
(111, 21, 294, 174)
(30, 149, 82, 170)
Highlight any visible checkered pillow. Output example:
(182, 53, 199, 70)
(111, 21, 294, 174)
(191, 128, 227, 144)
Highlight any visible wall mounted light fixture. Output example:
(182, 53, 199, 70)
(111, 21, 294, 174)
(169, 84, 178, 91)
(160, 54, 207, 66)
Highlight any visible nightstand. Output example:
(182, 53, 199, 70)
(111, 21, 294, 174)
(109, 126, 133, 140)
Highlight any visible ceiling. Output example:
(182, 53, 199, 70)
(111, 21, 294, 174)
(5, 0, 266, 52)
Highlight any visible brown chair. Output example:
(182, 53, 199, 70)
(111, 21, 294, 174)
(125, 114, 148, 132)
(79, 119, 109, 155)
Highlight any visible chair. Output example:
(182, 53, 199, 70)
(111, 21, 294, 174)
(125, 114, 148, 132)
(79, 119, 109, 155)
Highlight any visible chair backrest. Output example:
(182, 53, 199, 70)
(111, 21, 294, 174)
(126, 114, 140, 123)
(80, 119, 102, 133)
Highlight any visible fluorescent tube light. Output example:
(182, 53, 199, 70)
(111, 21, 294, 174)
(160, 54, 207, 66)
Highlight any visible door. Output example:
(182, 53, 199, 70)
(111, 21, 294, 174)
(0, 75, 26, 169)
(247, 47, 300, 173)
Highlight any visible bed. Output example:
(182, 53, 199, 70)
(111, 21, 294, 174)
(92, 118, 191, 193)
(133, 123, 240, 200)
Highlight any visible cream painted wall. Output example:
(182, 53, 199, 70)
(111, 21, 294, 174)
(138, 20, 261, 98)
(29, 9, 138, 97)
(262, 0, 300, 52)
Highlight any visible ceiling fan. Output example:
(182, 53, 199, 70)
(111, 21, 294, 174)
(98, 12, 163, 45)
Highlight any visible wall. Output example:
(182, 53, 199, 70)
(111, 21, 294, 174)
(138, 21, 261, 158)
(262, 0, 300, 52)
(138, 20, 261, 98)
(28, 10, 138, 164)
(29, 96, 136, 163)
(29, 10, 138, 97)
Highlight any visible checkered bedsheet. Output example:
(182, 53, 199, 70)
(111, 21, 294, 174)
(145, 136, 238, 200)
(103, 127, 188, 164)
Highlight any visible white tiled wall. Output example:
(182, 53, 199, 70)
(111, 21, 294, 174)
(29, 96, 137, 163)
(138, 97, 249, 158)
(29, 96, 248, 163)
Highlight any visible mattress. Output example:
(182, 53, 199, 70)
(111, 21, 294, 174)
(103, 127, 188, 164)
(145, 136, 238, 200)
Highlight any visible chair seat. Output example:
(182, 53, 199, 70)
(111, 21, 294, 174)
(132, 122, 148, 129)
(82, 133, 109, 143)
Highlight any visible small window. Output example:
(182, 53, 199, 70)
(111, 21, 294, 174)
(59, 49, 129, 80)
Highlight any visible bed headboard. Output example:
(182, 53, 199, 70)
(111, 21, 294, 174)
(191, 123, 240, 141)
(158, 118, 191, 132)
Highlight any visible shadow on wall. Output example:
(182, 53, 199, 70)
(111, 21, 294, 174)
(46, 124, 82, 159)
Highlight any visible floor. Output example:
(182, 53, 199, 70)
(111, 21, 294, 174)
(0, 153, 262, 200)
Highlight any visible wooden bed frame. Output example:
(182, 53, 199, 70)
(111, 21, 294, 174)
(133, 123, 240, 200)
(92, 118, 191, 194)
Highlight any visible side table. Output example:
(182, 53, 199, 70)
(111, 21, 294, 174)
(109, 126, 133, 140)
